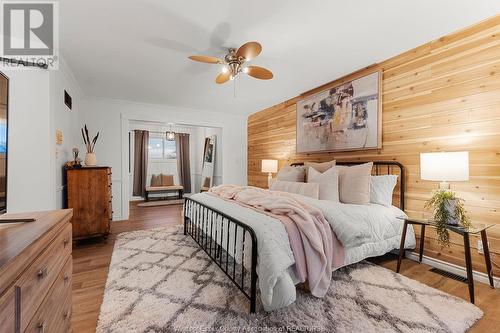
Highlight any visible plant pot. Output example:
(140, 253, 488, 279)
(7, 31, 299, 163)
(444, 199, 459, 225)
(84, 153, 97, 166)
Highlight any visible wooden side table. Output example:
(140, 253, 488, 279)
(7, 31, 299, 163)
(397, 215, 495, 303)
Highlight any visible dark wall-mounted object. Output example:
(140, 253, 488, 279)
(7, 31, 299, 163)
(64, 90, 72, 110)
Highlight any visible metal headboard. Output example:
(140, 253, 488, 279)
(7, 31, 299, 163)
(291, 161, 405, 210)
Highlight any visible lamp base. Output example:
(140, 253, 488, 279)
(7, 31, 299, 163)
(439, 181, 450, 190)
(267, 173, 273, 188)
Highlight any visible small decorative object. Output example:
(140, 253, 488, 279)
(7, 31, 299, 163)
(55, 129, 63, 145)
(73, 147, 79, 162)
(72, 147, 82, 168)
(81, 124, 99, 166)
(296, 70, 381, 153)
(425, 190, 471, 247)
(261, 159, 278, 188)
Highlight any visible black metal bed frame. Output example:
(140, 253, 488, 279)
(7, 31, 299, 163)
(184, 197, 258, 312)
(183, 161, 405, 313)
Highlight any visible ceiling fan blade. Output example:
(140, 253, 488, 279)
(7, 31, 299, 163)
(188, 55, 223, 64)
(246, 66, 273, 80)
(236, 42, 262, 60)
(215, 72, 231, 84)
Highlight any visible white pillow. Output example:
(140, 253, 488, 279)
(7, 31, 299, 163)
(276, 166, 306, 182)
(307, 166, 339, 201)
(270, 180, 319, 199)
(337, 162, 373, 205)
(370, 175, 398, 207)
(304, 160, 336, 173)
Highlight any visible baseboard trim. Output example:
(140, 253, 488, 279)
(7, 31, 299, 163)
(405, 251, 499, 288)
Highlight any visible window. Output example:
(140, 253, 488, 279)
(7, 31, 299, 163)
(164, 140, 177, 159)
(148, 136, 177, 159)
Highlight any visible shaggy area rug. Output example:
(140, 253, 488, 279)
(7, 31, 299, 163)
(96, 226, 483, 333)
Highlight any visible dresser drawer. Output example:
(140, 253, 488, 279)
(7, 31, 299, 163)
(0, 287, 15, 333)
(17, 223, 72, 332)
(25, 257, 72, 333)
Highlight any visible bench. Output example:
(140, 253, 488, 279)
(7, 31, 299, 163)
(145, 185, 184, 201)
(145, 174, 184, 201)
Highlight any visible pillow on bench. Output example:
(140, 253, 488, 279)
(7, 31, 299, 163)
(150, 174, 175, 187)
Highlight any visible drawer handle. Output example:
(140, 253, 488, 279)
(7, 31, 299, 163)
(37, 267, 47, 280)
(63, 238, 69, 247)
(37, 321, 45, 333)
(63, 310, 69, 318)
(64, 274, 70, 283)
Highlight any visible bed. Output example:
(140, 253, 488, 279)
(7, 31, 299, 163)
(183, 161, 416, 313)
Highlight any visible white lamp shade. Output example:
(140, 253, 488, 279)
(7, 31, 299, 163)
(420, 152, 469, 182)
(261, 159, 278, 173)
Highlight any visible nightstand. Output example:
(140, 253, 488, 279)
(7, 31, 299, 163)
(396, 214, 495, 303)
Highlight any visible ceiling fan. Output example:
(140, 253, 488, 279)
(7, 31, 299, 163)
(188, 41, 273, 84)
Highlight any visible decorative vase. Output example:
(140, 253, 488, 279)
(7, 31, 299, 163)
(84, 153, 97, 166)
(444, 199, 459, 225)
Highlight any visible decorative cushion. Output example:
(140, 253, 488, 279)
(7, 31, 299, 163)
(370, 175, 398, 207)
(337, 162, 373, 205)
(270, 180, 319, 199)
(307, 166, 339, 201)
(160, 174, 174, 186)
(304, 160, 336, 173)
(150, 174, 161, 186)
(276, 165, 306, 182)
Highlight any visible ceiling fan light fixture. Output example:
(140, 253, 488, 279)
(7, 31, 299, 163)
(188, 41, 273, 85)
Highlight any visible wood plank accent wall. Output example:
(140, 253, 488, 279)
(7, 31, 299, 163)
(248, 15, 500, 274)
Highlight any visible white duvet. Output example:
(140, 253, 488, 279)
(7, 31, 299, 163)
(189, 192, 415, 311)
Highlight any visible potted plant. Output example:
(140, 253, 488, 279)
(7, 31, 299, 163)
(81, 125, 99, 166)
(424, 190, 471, 246)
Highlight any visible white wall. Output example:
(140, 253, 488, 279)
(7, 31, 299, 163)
(1, 57, 82, 213)
(3, 69, 53, 212)
(80, 97, 247, 220)
(49, 59, 83, 209)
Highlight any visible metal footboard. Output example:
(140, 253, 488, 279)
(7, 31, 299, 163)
(183, 197, 258, 313)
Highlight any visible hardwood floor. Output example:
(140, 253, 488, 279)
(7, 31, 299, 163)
(72, 201, 499, 332)
(71, 201, 183, 333)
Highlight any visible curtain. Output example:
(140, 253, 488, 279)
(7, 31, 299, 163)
(175, 132, 191, 193)
(133, 130, 149, 197)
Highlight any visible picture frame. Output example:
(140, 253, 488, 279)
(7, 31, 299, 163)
(296, 70, 382, 153)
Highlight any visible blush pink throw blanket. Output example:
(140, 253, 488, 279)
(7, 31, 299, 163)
(208, 185, 344, 298)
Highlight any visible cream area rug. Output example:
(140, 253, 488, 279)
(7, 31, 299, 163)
(137, 199, 184, 207)
(96, 226, 483, 333)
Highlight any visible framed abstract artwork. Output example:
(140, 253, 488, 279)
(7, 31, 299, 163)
(296, 70, 382, 153)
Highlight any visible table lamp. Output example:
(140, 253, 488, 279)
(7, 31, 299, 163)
(261, 159, 278, 188)
(420, 152, 469, 189)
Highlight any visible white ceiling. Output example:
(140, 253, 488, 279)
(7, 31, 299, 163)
(60, 0, 500, 115)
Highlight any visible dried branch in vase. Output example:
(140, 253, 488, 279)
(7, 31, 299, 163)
(81, 124, 99, 153)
